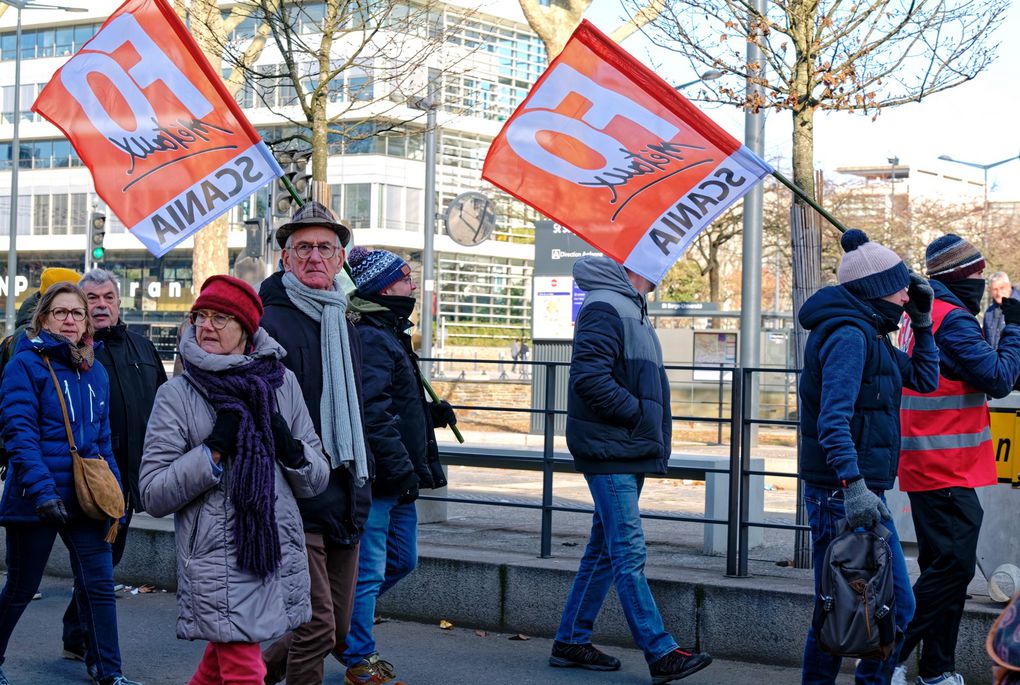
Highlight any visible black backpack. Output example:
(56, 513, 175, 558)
(812, 523, 898, 660)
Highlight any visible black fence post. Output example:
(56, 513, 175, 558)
(725, 368, 743, 577)
(540, 362, 557, 559)
(716, 364, 725, 445)
(738, 367, 753, 578)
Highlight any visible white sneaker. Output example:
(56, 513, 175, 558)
(917, 673, 964, 685)
(892, 664, 907, 685)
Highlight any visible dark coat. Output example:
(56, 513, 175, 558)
(351, 304, 446, 496)
(798, 285, 939, 490)
(933, 280, 1020, 398)
(565, 257, 671, 475)
(95, 323, 167, 511)
(0, 330, 121, 522)
(259, 272, 373, 547)
(983, 287, 1020, 350)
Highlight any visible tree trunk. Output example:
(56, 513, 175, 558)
(791, 99, 816, 201)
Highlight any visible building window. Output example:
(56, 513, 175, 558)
(33, 195, 49, 235)
(344, 183, 371, 229)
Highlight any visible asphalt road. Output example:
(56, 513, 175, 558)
(0, 576, 809, 684)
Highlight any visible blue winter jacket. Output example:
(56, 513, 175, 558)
(0, 330, 119, 522)
(933, 280, 1020, 397)
(798, 286, 939, 490)
(565, 257, 671, 475)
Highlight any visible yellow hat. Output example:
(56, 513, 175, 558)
(40, 267, 81, 294)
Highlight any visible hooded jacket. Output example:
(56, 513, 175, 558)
(349, 297, 446, 496)
(94, 323, 167, 512)
(259, 271, 373, 546)
(565, 257, 671, 475)
(139, 327, 329, 643)
(0, 329, 120, 522)
(798, 285, 939, 490)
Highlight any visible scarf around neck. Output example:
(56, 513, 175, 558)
(182, 336, 287, 579)
(281, 271, 368, 485)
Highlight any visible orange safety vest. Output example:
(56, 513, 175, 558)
(899, 299, 996, 492)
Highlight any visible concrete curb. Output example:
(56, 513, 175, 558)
(2, 515, 1000, 681)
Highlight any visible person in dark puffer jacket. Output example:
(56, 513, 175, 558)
(551, 256, 712, 685)
(341, 246, 455, 684)
(799, 229, 940, 685)
(894, 235, 1020, 685)
(0, 281, 141, 685)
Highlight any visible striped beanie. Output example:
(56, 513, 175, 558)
(348, 246, 410, 295)
(837, 229, 910, 299)
(925, 234, 986, 282)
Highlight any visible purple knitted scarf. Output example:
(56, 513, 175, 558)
(185, 356, 286, 579)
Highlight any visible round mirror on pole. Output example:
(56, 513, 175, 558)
(444, 191, 496, 247)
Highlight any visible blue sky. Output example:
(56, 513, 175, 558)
(584, 0, 1020, 199)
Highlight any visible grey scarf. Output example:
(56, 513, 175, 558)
(281, 272, 368, 485)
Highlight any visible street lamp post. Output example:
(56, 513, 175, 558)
(2, 0, 87, 335)
(410, 95, 438, 379)
(887, 156, 899, 244)
(938, 152, 1020, 256)
(675, 69, 724, 91)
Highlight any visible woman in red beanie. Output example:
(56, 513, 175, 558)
(140, 275, 329, 685)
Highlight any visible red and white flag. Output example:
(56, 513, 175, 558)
(32, 0, 282, 257)
(483, 20, 773, 284)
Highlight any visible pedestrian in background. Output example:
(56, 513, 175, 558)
(895, 236, 1020, 685)
(259, 202, 374, 685)
(140, 275, 329, 685)
(552, 255, 712, 684)
(510, 338, 521, 372)
(0, 281, 141, 685)
(61, 269, 167, 665)
(982, 271, 1020, 349)
(342, 247, 455, 684)
(798, 229, 939, 685)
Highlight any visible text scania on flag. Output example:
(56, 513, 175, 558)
(482, 20, 773, 284)
(32, 0, 282, 258)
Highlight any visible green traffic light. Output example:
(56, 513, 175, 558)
(92, 247, 105, 260)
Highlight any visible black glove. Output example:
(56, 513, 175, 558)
(1002, 298, 1020, 327)
(37, 498, 68, 526)
(904, 272, 934, 329)
(429, 400, 457, 429)
(204, 411, 241, 458)
(397, 486, 420, 505)
(270, 412, 307, 469)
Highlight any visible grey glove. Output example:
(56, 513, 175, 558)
(842, 479, 891, 530)
(905, 272, 934, 329)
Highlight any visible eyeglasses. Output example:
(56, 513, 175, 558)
(190, 310, 236, 330)
(289, 242, 339, 260)
(49, 307, 87, 322)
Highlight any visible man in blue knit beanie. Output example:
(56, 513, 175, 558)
(798, 229, 939, 685)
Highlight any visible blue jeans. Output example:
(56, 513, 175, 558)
(343, 496, 418, 664)
(0, 519, 122, 680)
(555, 473, 678, 664)
(802, 484, 915, 685)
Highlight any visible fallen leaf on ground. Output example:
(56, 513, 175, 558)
(439, 619, 454, 630)
(508, 633, 530, 641)
(374, 615, 388, 625)
(474, 630, 489, 637)
(137, 585, 155, 594)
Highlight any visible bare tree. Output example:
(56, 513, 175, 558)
(519, 0, 667, 57)
(633, 0, 1006, 200)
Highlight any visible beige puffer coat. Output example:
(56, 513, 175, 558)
(140, 327, 329, 643)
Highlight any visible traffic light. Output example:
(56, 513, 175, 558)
(243, 218, 266, 259)
(89, 212, 107, 262)
(272, 150, 313, 218)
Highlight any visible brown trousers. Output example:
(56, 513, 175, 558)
(263, 533, 359, 684)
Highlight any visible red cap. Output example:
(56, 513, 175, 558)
(192, 275, 263, 336)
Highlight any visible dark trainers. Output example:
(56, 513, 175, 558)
(649, 648, 712, 684)
(549, 641, 622, 671)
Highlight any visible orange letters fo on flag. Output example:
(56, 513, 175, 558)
(483, 20, 773, 284)
(32, 0, 282, 257)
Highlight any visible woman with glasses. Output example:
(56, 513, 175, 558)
(0, 281, 141, 685)
(140, 275, 328, 685)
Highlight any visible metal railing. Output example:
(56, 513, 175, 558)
(418, 357, 808, 577)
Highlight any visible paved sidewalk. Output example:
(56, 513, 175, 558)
(1, 575, 808, 684)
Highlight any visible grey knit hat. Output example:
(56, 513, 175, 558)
(837, 229, 910, 299)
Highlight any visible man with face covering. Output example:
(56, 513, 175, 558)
(894, 234, 1020, 685)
